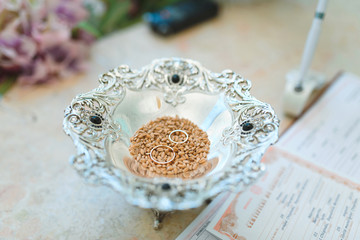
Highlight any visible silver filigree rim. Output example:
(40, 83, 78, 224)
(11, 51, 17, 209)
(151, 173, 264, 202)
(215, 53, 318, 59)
(63, 57, 280, 210)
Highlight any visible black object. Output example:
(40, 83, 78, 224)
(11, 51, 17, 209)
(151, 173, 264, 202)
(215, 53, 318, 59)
(171, 74, 181, 84)
(144, 0, 219, 36)
(89, 115, 102, 125)
(242, 122, 254, 132)
(161, 183, 171, 191)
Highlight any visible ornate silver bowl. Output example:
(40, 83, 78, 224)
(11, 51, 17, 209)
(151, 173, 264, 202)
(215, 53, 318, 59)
(63, 58, 279, 228)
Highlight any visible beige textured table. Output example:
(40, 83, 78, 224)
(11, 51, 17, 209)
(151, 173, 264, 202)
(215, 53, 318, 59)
(1, 0, 359, 239)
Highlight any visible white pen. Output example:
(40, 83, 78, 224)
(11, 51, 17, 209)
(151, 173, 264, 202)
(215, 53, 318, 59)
(295, 0, 328, 91)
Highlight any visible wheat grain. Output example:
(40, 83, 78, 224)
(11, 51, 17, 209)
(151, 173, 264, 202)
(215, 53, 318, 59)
(128, 116, 210, 177)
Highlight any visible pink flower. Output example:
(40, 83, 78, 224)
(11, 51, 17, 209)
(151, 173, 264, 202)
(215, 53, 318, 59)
(0, 36, 37, 71)
(0, 0, 92, 85)
(55, 0, 88, 27)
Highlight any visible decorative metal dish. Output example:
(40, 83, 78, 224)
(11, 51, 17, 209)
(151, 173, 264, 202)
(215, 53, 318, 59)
(63, 58, 279, 228)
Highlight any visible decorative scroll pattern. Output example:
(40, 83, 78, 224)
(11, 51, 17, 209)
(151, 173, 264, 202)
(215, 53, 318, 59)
(63, 58, 279, 211)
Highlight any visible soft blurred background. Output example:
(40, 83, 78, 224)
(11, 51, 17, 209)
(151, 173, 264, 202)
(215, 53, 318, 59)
(0, 0, 359, 239)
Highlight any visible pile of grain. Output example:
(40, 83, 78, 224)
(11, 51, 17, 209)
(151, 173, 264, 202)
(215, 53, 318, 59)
(128, 116, 210, 177)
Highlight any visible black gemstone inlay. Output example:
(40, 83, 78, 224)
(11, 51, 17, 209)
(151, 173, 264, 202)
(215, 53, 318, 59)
(242, 122, 254, 131)
(162, 183, 171, 191)
(205, 198, 212, 204)
(90, 115, 102, 125)
(171, 74, 180, 84)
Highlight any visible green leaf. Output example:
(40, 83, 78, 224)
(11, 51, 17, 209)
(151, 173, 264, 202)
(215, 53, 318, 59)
(99, 1, 131, 35)
(77, 21, 102, 38)
(0, 76, 16, 97)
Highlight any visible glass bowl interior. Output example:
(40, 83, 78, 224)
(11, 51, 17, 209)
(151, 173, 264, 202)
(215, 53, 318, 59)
(107, 89, 233, 180)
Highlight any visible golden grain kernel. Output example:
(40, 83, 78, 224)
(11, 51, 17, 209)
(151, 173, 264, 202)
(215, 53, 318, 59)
(199, 158, 206, 164)
(183, 172, 190, 178)
(128, 116, 211, 179)
(178, 164, 186, 168)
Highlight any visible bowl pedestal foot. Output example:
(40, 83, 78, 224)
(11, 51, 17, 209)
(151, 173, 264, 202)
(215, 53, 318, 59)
(152, 209, 173, 230)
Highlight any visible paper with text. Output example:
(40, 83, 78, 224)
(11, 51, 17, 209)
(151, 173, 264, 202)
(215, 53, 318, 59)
(176, 193, 229, 240)
(278, 72, 360, 183)
(207, 150, 360, 240)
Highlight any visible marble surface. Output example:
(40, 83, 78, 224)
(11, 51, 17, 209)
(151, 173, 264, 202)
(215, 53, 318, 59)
(1, 0, 359, 239)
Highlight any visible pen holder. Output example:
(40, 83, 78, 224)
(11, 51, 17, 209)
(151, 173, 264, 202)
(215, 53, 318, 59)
(63, 58, 279, 229)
